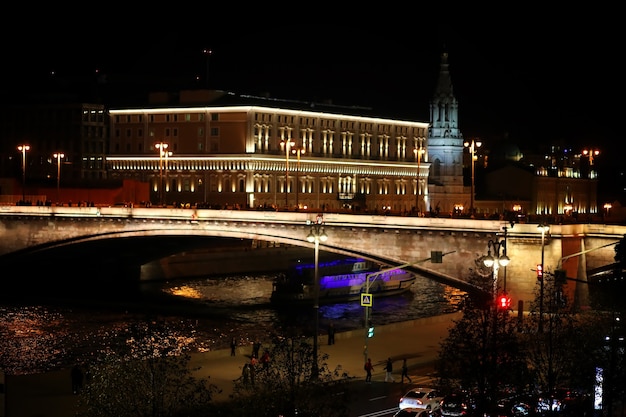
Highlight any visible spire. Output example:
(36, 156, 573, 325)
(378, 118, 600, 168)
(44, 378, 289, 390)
(433, 52, 454, 99)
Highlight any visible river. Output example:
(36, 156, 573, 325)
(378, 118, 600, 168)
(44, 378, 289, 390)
(0, 272, 464, 376)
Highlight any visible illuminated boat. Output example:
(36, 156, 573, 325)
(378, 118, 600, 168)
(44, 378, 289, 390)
(270, 257, 417, 305)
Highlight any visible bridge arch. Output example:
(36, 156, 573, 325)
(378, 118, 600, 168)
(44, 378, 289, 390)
(1, 206, 624, 309)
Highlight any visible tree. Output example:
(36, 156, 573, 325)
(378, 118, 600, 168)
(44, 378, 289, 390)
(223, 332, 352, 417)
(436, 259, 530, 415)
(76, 319, 219, 417)
(521, 273, 583, 394)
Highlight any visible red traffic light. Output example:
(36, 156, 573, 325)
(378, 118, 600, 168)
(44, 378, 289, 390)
(498, 294, 511, 309)
(536, 264, 543, 281)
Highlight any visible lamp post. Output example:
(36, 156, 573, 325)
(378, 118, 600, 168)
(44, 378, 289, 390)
(582, 148, 600, 166)
(464, 139, 482, 216)
(306, 214, 328, 379)
(500, 224, 512, 292)
(155, 142, 169, 206)
(292, 146, 305, 209)
(17, 145, 30, 202)
(414, 137, 425, 215)
(483, 237, 510, 296)
(53, 152, 65, 204)
(281, 136, 295, 209)
(164, 149, 173, 205)
(538, 224, 550, 333)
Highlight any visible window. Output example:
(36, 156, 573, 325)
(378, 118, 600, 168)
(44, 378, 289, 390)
(210, 127, 219, 136)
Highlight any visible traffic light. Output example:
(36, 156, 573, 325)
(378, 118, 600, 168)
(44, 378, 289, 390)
(554, 269, 567, 285)
(497, 294, 511, 310)
(536, 264, 543, 281)
(367, 326, 375, 338)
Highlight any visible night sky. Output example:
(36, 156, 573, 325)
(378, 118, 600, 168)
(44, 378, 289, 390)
(2, 8, 624, 164)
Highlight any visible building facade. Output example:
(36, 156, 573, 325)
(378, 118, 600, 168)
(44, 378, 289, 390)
(107, 103, 431, 213)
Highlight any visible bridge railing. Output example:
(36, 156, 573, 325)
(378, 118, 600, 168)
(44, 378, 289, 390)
(3, 205, 621, 241)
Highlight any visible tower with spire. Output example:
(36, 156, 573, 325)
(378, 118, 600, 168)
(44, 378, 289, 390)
(427, 52, 468, 215)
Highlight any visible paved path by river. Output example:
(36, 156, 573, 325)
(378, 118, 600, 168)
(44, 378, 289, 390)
(3, 312, 462, 417)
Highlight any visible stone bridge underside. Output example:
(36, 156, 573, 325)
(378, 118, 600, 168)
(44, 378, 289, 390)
(0, 207, 623, 309)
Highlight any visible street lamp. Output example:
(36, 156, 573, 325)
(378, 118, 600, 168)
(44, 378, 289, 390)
(17, 145, 30, 202)
(582, 148, 600, 166)
(164, 149, 173, 205)
(483, 237, 510, 296)
(538, 224, 550, 333)
(306, 214, 328, 379)
(292, 146, 305, 209)
(155, 142, 169, 206)
(414, 138, 426, 215)
(281, 135, 295, 209)
(53, 152, 65, 204)
(464, 139, 482, 216)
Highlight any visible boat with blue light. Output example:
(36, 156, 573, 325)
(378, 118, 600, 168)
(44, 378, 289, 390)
(270, 257, 417, 305)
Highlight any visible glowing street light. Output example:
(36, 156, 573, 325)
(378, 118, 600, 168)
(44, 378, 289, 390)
(281, 133, 295, 209)
(414, 137, 426, 215)
(17, 145, 30, 202)
(164, 149, 173, 205)
(292, 146, 305, 209)
(155, 142, 169, 206)
(53, 152, 65, 203)
(464, 139, 482, 216)
(537, 224, 550, 332)
(582, 148, 600, 166)
(306, 214, 328, 379)
(483, 237, 510, 296)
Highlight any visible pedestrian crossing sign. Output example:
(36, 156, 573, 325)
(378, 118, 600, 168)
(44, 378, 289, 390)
(361, 293, 373, 307)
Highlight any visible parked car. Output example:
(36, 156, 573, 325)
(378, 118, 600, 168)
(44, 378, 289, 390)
(399, 388, 443, 411)
(439, 391, 476, 417)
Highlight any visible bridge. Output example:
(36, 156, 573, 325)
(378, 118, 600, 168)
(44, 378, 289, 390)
(0, 205, 624, 309)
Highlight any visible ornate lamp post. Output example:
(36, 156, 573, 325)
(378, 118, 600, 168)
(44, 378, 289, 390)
(281, 134, 295, 209)
(53, 152, 65, 204)
(414, 137, 426, 215)
(17, 145, 30, 202)
(155, 142, 169, 206)
(292, 146, 305, 209)
(483, 237, 510, 296)
(538, 224, 550, 333)
(464, 139, 482, 216)
(306, 214, 328, 379)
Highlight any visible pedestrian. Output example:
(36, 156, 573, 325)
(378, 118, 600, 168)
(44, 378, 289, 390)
(230, 336, 237, 356)
(241, 363, 250, 385)
(250, 356, 257, 385)
(252, 339, 261, 358)
(401, 358, 412, 384)
(261, 350, 270, 370)
(364, 358, 373, 383)
(328, 322, 335, 345)
(385, 357, 395, 382)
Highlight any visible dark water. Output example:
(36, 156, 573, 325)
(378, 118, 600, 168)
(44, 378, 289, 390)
(0, 273, 464, 375)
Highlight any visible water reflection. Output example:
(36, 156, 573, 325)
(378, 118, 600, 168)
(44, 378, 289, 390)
(0, 273, 463, 375)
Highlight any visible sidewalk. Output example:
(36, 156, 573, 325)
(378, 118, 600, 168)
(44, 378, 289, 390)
(3, 312, 461, 417)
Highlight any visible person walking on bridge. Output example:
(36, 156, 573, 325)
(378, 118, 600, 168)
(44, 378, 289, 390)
(401, 358, 412, 384)
(385, 357, 395, 382)
(364, 358, 373, 383)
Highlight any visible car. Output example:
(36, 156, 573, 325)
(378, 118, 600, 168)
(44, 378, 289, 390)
(393, 409, 433, 417)
(399, 388, 443, 411)
(439, 391, 476, 417)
